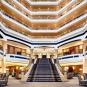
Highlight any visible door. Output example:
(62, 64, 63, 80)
(42, 55, 47, 58)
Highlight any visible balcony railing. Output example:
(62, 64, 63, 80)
(58, 53, 84, 64)
(1, 10, 87, 31)
(29, 0, 59, 2)
(3, 0, 82, 17)
(16, 0, 75, 19)
(6, 54, 29, 62)
(6, 0, 61, 11)
(0, 20, 86, 41)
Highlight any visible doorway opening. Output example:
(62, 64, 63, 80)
(42, 55, 47, 58)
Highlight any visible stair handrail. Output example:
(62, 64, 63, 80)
(21, 58, 37, 82)
(21, 63, 34, 82)
(57, 58, 64, 74)
(53, 58, 67, 81)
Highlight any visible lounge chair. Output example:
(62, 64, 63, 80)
(0, 73, 9, 86)
(77, 74, 87, 86)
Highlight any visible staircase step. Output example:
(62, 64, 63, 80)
(27, 58, 62, 82)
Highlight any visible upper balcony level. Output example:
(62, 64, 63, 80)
(6, 54, 29, 63)
(0, 46, 29, 63)
(1, 0, 87, 30)
(1, 9, 87, 33)
(0, 40, 30, 63)
(0, 21, 87, 46)
(57, 49, 87, 65)
(58, 53, 84, 65)
(30, 0, 59, 1)
(16, 0, 71, 11)
(2, 0, 83, 16)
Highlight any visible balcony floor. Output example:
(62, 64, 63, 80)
(7, 76, 82, 87)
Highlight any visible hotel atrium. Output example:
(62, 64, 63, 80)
(0, 0, 87, 86)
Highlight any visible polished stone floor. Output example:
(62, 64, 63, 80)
(7, 77, 83, 87)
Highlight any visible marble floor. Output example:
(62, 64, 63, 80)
(7, 77, 83, 87)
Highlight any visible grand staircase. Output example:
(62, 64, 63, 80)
(27, 57, 62, 82)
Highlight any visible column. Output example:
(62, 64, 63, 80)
(54, 48, 58, 59)
(2, 41, 7, 73)
(83, 40, 87, 73)
(47, 52, 50, 58)
(29, 48, 33, 64)
(39, 53, 42, 58)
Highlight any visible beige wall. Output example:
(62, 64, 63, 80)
(83, 40, 87, 73)
(58, 40, 83, 56)
(33, 47, 58, 58)
(83, 58, 87, 73)
(7, 41, 31, 56)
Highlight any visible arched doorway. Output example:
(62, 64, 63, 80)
(42, 55, 47, 58)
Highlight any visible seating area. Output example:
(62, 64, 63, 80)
(0, 65, 87, 87)
(77, 74, 87, 86)
(0, 73, 9, 87)
(2, 76, 82, 87)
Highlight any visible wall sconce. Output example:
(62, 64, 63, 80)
(80, 45, 83, 49)
(79, 68, 83, 71)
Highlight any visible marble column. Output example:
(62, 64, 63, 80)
(55, 48, 58, 59)
(29, 48, 33, 64)
(2, 41, 7, 73)
(83, 40, 87, 73)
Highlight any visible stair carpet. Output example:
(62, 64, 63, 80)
(27, 58, 62, 82)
